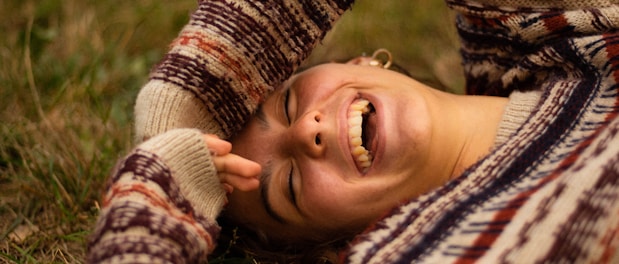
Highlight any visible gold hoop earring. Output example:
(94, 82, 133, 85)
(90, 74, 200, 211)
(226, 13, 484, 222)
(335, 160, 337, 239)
(369, 48, 393, 69)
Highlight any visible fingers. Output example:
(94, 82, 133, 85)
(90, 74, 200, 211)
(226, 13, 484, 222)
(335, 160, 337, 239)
(214, 154, 261, 191)
(203, 134, 232, 155)
(203, 134, 261, 192)
(219, 173, 259, 191)
(222, 183, 234, 194)
(212, 153, 261, 179)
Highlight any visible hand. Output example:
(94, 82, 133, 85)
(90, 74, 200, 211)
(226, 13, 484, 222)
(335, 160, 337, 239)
(203, 134, 261, 193)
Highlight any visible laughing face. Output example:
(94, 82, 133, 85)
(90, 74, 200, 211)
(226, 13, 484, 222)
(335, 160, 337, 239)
(225, 62, 465, 243)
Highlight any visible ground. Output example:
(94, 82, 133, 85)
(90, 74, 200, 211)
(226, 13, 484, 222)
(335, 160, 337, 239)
(0, 0, 460, 262)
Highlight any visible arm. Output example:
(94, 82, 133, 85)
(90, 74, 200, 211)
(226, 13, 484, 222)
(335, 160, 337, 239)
(134, 0, 355, 142)
(87, 129, 223, 263)
(87, 129, 259, 263)
(90, 0, 354, 262)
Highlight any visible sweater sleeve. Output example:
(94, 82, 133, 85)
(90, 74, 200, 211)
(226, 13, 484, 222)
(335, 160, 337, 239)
(87, 129, 224, 263)
(451, 0, 619, 97)
(90, 1, 355, 262)
(134, 0, 354, 142)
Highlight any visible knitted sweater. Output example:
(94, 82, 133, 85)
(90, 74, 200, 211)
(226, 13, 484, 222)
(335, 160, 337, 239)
(345, 1, 619, 263)
(88, 0, 619, 263)
(88, 1, 353, 263)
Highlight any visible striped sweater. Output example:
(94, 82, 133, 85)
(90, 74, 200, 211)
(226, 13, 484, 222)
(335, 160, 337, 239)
(88, 0, 619, 263)
(345, 1, 619, 263)
(88, 1, 353, 263)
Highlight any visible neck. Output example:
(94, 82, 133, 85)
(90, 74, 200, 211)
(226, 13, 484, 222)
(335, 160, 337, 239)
(429, 91, 509, 180)
(452, 95, 508, 178)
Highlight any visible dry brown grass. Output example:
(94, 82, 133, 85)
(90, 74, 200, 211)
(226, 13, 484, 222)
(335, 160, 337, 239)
(0, 1, 460, 263)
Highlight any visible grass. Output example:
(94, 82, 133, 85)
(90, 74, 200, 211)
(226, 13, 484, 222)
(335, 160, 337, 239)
(0, 0, 460, 263)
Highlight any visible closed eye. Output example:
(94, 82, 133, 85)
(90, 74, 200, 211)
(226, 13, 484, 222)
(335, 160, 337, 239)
(288, 162, 297, 207)
(283, 89, 291, 125)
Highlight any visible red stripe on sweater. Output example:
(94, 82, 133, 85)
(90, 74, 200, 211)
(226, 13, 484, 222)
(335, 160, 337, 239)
(106, 182, 216, 251)
(453, 190, 531, 264)
(173, 31, 262, 102)
(457, 32, 619, 263)
(542, 13, 568, 32)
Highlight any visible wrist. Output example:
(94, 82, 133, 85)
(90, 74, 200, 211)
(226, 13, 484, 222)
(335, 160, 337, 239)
(138, 128, 227, 219)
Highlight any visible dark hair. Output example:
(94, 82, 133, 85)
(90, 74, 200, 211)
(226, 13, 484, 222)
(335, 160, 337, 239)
(211, 215, 354, 263)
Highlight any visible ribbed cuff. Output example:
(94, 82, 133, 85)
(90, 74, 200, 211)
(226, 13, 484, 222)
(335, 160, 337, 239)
(138, 128, 226, 220)
(494, 90, 542, 146)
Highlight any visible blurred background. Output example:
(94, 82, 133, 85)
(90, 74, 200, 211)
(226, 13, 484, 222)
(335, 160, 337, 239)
(0, 0, 461, 262)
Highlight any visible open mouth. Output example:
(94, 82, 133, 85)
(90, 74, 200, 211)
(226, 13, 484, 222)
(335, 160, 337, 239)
(347, 98, 377, 173)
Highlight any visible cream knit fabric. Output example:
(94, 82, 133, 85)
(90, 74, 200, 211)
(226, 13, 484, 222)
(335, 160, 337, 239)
(345, 1, 619, 262)
(89, 0, 619, 263)
(494, 90, 542, 146)
(134, 0, 353, 142)
(88, 1, 353, 262)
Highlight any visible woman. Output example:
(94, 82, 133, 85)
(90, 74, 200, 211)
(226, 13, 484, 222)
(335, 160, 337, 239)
(88, 0, 619, 263)
(224, 58, 507, 247)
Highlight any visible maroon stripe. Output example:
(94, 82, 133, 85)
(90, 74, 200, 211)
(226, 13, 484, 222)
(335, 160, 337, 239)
(542, 12, 569, 32)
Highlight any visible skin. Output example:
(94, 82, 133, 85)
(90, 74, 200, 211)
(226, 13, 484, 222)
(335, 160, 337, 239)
(208, 61, 508, 244)
(203, 134, 260, 193)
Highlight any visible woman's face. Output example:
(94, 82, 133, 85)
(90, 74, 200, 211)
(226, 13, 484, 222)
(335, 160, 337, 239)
(226, 63, 455, 243)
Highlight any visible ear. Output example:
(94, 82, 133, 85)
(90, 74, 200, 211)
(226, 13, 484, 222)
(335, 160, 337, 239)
(345, 56, 375, 66)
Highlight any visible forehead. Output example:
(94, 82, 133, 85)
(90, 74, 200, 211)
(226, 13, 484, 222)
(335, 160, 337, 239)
(224, 186, 315, 241)
(277, 63, 352, 91)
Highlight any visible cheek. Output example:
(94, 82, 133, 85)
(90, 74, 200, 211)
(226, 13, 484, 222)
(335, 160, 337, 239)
(302, 171, 389, 228)
(302, 172, 345, 212)
(381, 95, 434, 176)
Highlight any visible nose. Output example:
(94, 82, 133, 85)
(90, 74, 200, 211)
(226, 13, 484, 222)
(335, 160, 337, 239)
(286, 110, 325, 158)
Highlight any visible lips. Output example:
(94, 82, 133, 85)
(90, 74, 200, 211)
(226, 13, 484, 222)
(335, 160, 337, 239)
(347, 98, 377, 173)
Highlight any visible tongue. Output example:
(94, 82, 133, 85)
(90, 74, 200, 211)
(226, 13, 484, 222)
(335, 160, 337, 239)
(362, 112, 377, 154)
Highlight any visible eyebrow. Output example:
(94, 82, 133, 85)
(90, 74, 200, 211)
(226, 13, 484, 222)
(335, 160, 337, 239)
(255, 106, 270, 130)
(259, 160, 287, 224)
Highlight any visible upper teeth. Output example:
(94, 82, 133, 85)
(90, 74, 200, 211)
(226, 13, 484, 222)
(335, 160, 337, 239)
(348, 99, 373, 172)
